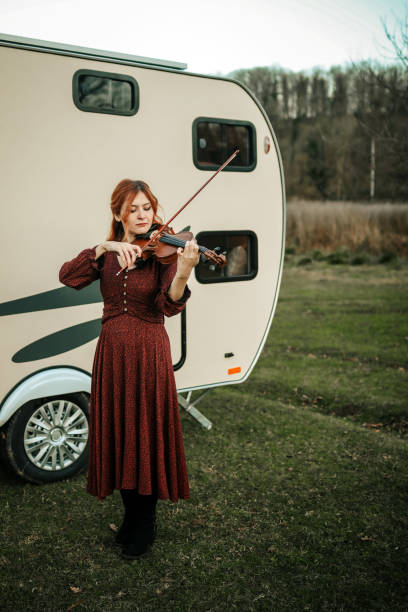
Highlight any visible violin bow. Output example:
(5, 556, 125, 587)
(142, 149, 240, 251)
(116, 149, 240, 275)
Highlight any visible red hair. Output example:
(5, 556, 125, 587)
(107, 179, 162, 241)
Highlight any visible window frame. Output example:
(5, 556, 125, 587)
(192, 117, 257, 172)
(194, 230, 258, 284)
(72, 69, 139, 116)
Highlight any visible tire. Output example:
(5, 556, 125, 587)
(2, 393, 90, 484)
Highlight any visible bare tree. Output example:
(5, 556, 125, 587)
(229, 24, 408, 200)
(381, 9, 408, 67)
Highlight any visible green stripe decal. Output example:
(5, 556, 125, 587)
(12, 318, 101, 363)
(0, 284, 102, 316)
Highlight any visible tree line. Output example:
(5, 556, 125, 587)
(230, 62, 408, 201)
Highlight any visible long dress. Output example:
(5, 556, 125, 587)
(59, 247, 190, 502)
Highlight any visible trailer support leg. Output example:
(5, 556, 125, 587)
(178, 389, 212, 430)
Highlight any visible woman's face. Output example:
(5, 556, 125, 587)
(116, 191, 155, 240)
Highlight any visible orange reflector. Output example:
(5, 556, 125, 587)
(228, 366, 241, 375)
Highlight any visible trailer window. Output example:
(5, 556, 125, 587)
(195, 231, 258, 283)
(73, 70, 139, 116)
(193, 118, 256, 171)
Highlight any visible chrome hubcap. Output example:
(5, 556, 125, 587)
(24, 399, 88, 471)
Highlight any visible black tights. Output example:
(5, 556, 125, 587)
(120, 489, 158, 515)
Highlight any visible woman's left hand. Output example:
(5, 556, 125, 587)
(167, 239, 199, 302)
(176, 239, 200, 279)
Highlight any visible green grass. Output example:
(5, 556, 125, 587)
(258, 259, 408, 436)
(1, 262, 407, 611)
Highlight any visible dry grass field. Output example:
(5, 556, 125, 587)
(286, 201, 408, 257)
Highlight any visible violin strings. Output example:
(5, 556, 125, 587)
(158, 234, 209, 254)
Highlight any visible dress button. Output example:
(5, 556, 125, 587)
(124, 300, 127, 304)
(124, 307, 128, 312)
(123, 291, 126, 296)
(124, 283, 127, 287)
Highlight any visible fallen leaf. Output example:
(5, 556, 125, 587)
(69, 586, 81, 593)
(109, 523, 118, 532)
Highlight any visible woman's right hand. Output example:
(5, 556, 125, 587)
(96, 241, 143, 269)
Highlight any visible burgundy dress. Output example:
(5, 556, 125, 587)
(59, 248, 190, 502)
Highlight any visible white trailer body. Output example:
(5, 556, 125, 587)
(0, 34, 285, 482)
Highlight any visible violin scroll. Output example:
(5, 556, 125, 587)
(200, 247, 227, 268)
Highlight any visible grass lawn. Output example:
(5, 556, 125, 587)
(1, 261, 407, 611)
(245, 257, 408, 437)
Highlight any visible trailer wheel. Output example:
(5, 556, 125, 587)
(3, 394, 89, 483)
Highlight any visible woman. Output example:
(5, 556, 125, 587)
(59, 179, 199, 559)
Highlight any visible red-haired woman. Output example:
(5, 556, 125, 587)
(59, 179, 199, 559)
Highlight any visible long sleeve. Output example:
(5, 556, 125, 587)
(154, 262, 191, 317)
(59, 247, 101, 290)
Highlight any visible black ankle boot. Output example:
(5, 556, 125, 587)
(121, 494, 157, 560)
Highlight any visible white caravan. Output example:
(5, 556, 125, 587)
(0, 34, 285, 484)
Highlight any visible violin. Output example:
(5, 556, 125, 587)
(117, 149, 239, 275)
(133, 226, 226, 267)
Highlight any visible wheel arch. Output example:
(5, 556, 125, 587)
(0, 367, 91, 428)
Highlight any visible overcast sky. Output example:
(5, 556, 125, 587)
(0, 0, 406, 74)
